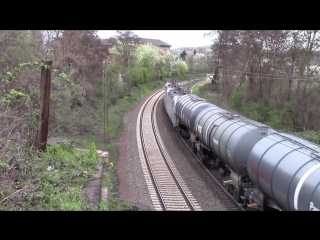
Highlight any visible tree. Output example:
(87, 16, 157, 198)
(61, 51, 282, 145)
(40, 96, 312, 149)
(110, 30, 141, 67)
(42, 30, 104, 89)
(134, 43, 161, 69)
(208, 30, 320, 132)
(132, 43, 170, 82)
(172, 59, 188, 78)
(179, 50, 187, 61)
(163, 50, 175, 77)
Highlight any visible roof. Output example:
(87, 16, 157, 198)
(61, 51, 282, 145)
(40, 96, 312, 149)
(139, 38, 171, 47)
(101, 37, 171, 47)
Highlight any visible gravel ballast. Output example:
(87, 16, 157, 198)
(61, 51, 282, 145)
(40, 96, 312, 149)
(116, 89, 228, 211)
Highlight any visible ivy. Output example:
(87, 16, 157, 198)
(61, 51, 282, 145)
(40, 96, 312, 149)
(0, 161, 10, 170)
(1, 89, 30, 104)
(53, 70, 70, 82)
(1, 61, 74, 105)
(4, 61, 71, 84)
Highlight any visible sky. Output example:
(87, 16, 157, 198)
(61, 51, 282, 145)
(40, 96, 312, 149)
(97, 30, 215, 49)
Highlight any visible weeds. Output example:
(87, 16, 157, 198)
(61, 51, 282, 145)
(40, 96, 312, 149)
(0, 142, 103, 211)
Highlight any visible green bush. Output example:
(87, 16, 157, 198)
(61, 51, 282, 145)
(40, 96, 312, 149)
(291, 131, 320, 145)
(242, 100, 293, 131)
(129, 67, 149, 85)
(172, 60, 188, 78)
(244, 100, 268, 122)
(229, 89, 244, 111)
(265, 109, 282, 129)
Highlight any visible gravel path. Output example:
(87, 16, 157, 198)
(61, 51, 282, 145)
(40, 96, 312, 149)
(115, 89, 228, 211)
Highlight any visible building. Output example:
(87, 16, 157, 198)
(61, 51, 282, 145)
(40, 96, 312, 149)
(139, 38, 171, 52)
(100, 37, 171, 54)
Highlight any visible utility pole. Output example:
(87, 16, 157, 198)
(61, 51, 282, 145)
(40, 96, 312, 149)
(103, 61, 106, 149)
(103, 61, 110, 149)
(141, 85, 143, 98)
(218, 59, 223, 107)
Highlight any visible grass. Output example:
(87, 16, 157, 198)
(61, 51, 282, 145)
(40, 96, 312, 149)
(191, 79, 206, 95)
(0, 142, 103, 211)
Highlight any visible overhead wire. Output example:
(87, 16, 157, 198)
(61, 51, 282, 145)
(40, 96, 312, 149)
(221, 69, 320, 81)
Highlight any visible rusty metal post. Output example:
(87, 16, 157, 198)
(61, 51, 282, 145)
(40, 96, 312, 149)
(36, 60, 53, 151)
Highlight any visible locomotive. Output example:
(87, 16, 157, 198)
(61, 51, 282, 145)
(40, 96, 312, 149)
(164, 80, 320, 211)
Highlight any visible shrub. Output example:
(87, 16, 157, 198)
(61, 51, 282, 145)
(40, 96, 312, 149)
(229, 89, 244, 111)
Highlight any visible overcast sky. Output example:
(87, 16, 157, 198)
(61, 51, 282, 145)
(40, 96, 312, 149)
(97, 30, 215, 49)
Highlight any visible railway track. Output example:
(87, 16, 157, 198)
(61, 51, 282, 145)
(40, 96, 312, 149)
(137, 89, 201, 211)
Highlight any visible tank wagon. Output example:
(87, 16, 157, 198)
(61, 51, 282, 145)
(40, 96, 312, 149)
(163, 80, 320, 211)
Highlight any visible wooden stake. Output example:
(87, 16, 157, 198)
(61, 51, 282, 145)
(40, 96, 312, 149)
(36, 60, 53, 151)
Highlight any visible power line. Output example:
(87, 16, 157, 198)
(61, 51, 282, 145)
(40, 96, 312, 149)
(218, 74, 320, 82)
(121, 62, 147, 77)
(222, 69, 320, 81)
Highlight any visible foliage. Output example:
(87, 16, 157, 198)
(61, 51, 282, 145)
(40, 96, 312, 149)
(109, 30, 141, 67)
(49, 74, 86, 135)
(192, 79, 206, 95)
(179, 50, 187, 60)
(163, 50, 175, 74)
(209, 30, 320, 132)
(172, 60, 189, 78)
(0, 161, 10, 169)
(104, 162, 131, 211)
(228, 89, 244, 111)
(265, 102, 293, 131)
(291, 131, 320, 145)
(134, 44, 161, 69)
(1, 89, 30, 104)
(0, 142, 103, 210)
(132, 43, 171, 82)
(129, 67, 149, 85)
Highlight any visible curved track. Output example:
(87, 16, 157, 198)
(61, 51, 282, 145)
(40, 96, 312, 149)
(137, 89, 201, 211)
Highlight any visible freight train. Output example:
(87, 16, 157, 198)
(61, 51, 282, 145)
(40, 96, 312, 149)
(164, 79, 320, 211)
